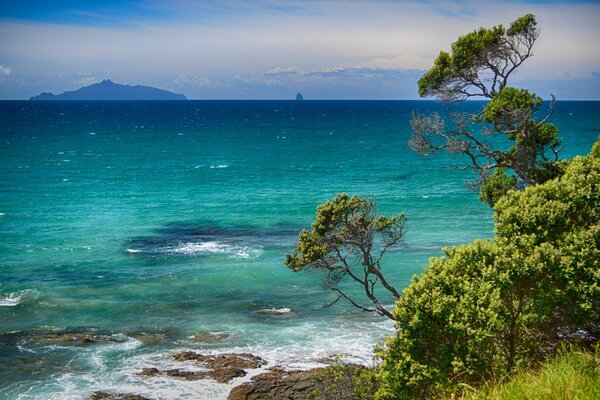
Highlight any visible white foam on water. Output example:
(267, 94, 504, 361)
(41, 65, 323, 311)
(209, 164, 228, 169)
(10, 317, 394, 400)
(0, 293, 21, 306)
(256, 307, 293, 314)
(126, 248, 143, 253)
(232, 246, 263, 259)
(159, 241, 232, 255)
(0, 289, 39, 307)
(156, 241, 262, 259)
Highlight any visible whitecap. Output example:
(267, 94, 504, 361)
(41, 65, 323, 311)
(256, 307, 293, 315)
(89, 132, 96, 135)
(0, 293, 21, 307)
(209, 165, 228, 169)
(126, 249, 143, 253)
(232, 246, 263, 259)
(158, 241, 232, 255)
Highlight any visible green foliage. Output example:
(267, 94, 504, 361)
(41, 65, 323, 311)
(482, 88, 542, 131)
(285, 194, 405, 319)
(308, 360, 374, 400)
(412, 14, 563, 204)
(353, 367, 379, 400)
(463, 347, 600, 400)
(507, 13, 537, 37)
(375, 142, 600, 400)
(480, 168, 518, 206)
(418, 24, 504, 97)
(417, 51, 452, 97)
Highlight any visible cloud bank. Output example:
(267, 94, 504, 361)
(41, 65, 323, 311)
(0, 1, 598, 99)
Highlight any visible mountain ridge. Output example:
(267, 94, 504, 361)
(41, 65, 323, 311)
(30, 79, 187, 101)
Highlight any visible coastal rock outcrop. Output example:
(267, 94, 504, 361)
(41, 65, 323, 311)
(228, 364, 364, 400)
(89, 392, 152, 400)
(138, 352, 267, 384)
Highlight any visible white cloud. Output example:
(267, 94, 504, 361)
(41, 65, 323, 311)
(75, 76, 99, 86)
(0, 65, 12, 77)
(0, 1, 599, 98)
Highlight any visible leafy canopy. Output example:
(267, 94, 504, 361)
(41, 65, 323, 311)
(375, 140, 600, 400)
(410, 14, 562, 206)
(285, 194, 405, 320)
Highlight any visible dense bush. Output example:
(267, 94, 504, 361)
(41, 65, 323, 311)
(375, 141, 600, 399)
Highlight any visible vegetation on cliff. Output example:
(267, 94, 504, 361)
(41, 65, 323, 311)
(287, 13, 599, 400)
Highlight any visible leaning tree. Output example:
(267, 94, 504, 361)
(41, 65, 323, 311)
(285, 194, 405, 320)
(410, 14, 563, 205)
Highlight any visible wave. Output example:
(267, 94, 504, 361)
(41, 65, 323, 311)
(0, 290, 39, 307)
(127, 241, 262, 259)
(209, 165, 228, 169)
(5, 318, 393, 400)
(0, 293, 21, 307)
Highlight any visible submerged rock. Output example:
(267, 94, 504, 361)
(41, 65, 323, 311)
(89, 392, 152, 400)
(228, 364, 364, 400)
(27, 328, 121, 346)
(188, 331, 231, 344)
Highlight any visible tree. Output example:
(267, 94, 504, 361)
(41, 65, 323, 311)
(409, 14, 563, 206)
(375, 140, 600, 400)
(285, 194, 405, 321)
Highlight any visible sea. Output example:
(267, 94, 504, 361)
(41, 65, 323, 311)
(1, 100, 598, 399)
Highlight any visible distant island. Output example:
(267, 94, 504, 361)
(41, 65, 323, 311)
(30, 79, 187, 101)
(295, 92, 304, 101)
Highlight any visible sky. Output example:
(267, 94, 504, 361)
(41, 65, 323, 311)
(0, 0, 599, 99)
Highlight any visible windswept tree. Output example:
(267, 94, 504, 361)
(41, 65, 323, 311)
(285, 194, 405, 320)
(410, 14, 563, 205)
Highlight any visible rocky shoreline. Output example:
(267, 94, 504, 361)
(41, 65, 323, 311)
(89, 351, 365, 400)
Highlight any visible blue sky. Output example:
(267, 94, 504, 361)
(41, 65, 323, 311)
(0, 0, 598, 99)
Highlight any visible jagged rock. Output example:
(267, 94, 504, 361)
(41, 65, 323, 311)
(139, 366, 246, 383)
(89, 392, 152, 400)
(228, 364, 364, 400)
(172, 352, 266, 370)
(139, 352, 267, 384)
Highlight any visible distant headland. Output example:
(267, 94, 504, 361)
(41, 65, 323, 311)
(30, 79, 187, 101)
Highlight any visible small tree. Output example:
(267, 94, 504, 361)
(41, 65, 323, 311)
(410, 14, 563, 205)
(285, 194, 405, 320)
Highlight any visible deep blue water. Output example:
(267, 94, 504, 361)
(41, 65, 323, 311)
(0, 100, 598, 399)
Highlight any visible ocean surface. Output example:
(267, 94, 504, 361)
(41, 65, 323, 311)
(1, 100, 598, 399)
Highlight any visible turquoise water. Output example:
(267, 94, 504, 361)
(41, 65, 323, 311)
(1, 100, 598, 399)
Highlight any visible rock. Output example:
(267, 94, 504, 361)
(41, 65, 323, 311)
(173, 352, 266, 370)
(128, 332, 170, 345)
(89, 392, 152, 400)
(139, 368, 160, 377)
(28, 329, 120, 346)
(188, 331, 231, 344)
(139, 366, 246, 383)
(228, 364, 365, 400)
(139, 353, 266, 384)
